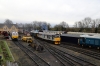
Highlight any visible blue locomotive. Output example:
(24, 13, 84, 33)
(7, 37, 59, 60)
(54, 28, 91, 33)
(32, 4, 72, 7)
(79, 34, 100, 49)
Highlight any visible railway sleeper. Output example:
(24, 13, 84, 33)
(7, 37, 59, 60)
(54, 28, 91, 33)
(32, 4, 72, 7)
(28, 43, 44, 52)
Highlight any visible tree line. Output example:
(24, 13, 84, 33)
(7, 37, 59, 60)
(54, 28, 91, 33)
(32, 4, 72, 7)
(3, 17, 100, 33)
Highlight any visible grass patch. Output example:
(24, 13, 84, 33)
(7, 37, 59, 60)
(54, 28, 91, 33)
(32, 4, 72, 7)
(0, 40, 14, 65)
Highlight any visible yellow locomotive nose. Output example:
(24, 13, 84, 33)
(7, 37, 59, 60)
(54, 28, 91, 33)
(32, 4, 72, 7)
(54, 37, 61, 44)
(54, 38, 61, 41)
(12, 36, 18, 39)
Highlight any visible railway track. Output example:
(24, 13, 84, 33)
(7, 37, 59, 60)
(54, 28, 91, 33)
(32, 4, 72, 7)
(33, 39, 67, 66)
(60, 43, 100, 60)
(13, 41, 50, 66)
(36, 39, 95, 66)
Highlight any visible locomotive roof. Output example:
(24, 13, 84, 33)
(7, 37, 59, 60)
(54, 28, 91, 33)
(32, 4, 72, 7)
(43, 30, 64, 33)
(38, 32, 59, 35)
(67, 32, 99, 35)
(30, 30, 39, 33)
(61, 34, 80, 37)
(80, 34, 100, 38)
(61, 33, 100, 38)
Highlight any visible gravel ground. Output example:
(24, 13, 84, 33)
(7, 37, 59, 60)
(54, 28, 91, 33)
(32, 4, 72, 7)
(0, 35, 36, 66)
(51, 44, 100, 66)
(20, 41, 64, 66)
(2, 34, 100, 66)
(0, 34, 37, 66)
(5, 40, 36, 66)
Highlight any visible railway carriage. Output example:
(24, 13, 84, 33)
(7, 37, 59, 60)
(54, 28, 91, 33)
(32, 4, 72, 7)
(2, 31, 9, 39)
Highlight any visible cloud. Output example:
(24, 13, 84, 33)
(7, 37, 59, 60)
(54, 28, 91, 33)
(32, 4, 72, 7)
(0, 0, 100, 25)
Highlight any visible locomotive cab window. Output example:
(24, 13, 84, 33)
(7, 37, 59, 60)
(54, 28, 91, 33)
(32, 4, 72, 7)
(82, 37, 85, 42)
(12, 33, 15, 35)
(47, 35, 51, 39)
(55, 35, 60, 37)
(15, 33, 18, 35)
(52, 35, 54, 39)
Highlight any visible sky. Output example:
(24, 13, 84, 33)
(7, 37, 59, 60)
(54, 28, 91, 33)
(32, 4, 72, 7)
(0, 0, 100, 26)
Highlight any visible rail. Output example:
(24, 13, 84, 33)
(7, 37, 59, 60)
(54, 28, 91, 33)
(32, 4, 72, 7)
(13, 41, 50, 66)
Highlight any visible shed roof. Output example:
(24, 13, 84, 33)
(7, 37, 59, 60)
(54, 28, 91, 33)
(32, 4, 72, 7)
(0, 24, 18, 28)
(61, 34, 80, 37)
(80, 34, 100, 38)
(39, 32, 58, 35)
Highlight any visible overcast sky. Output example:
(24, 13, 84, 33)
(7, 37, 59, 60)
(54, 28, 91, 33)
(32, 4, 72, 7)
(0, 0, 100, 25)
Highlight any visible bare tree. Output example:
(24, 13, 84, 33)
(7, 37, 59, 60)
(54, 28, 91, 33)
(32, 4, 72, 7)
(23, 23, 33, 31)
(32, 21, 48, 30)
(90, 20, 95, 32)
(47, 23, 51, 30)
(60, 21, 69, 31)
(83, 17, 92, 28)
(95, 19, 100, 27)
(33, 21, 38, 30)
(78, 21, 84, 28)
(4, 19, 13, 24)
(16, 23, 24, 27)
(53, 21, 69, 31)
(73, 22, 78, 28)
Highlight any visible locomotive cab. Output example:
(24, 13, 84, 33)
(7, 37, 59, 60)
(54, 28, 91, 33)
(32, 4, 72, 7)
(11, 32, 19, 40)
(22, 36, 33, 43)
(79, 37, 86, 45)
(53, 34, 61, 44)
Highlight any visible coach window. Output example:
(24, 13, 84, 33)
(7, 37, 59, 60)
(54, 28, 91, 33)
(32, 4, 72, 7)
(48, 35, 50, 39)
(55, 35, 59, 37)
(44, 35, 45, 38)
(47, 35, 49, 38)
(52, 35, 54, 39)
